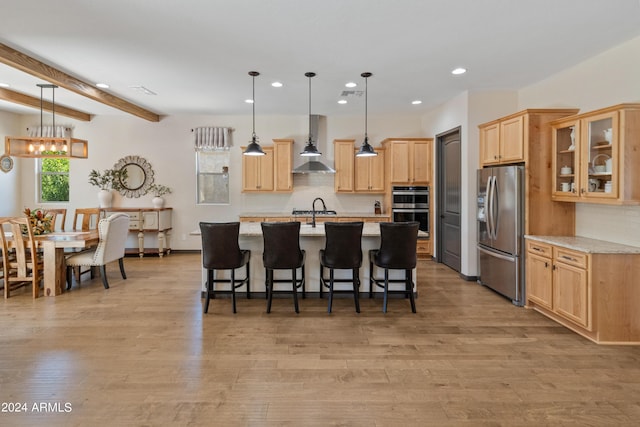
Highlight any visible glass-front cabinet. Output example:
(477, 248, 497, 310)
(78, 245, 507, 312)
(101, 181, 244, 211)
(552, 104, 640, 204)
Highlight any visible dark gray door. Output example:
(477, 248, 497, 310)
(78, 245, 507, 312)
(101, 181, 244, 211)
(436, 128, 461, 272)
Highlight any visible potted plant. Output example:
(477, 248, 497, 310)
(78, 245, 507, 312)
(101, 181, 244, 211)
(88, 168, 126, 208)
(148, 184, 172, 208)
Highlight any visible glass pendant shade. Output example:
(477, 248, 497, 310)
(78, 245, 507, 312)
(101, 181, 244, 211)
(356, 72, 377, 157)
(243, 71, 266, 156)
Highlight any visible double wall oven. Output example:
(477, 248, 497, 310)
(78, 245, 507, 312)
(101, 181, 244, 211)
(392, 186, 429, 237)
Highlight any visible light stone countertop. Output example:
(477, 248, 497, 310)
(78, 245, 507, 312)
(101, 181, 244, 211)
(525, 235, 640, 254)
(191, 222, 428, 238)
(240, 212, 390, 218)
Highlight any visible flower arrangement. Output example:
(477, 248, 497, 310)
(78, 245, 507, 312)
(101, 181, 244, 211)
(148, 184, 172, 197)
(23, 208, 53, 235)
(88, 168, 127, 191)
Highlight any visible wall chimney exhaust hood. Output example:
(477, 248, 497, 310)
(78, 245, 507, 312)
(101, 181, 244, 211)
(293, 114, 335, 174)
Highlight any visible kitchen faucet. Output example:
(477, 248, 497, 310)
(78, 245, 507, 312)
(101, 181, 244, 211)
(311, 197, 327, 228)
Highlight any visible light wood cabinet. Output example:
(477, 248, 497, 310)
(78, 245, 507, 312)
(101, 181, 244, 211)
(241, 139, 293, 193)
(354, 147, 385, 192)
(273, 139, 293, 192)
(551, 104, 640, 204)
(382, 138, 432, 185)
(479, 114, 525, 166)
(416, 238, 432, 259)
(526, 237, 640, 344)
(333, 139, 385, 193)
(479, 109, 579, 237)
(333, 139, 355, 192)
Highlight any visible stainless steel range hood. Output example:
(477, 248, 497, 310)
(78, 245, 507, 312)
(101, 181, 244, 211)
(293, 115, 335, 174)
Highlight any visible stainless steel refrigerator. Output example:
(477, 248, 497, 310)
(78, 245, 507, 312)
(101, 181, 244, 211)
(477, 165, 525, 306)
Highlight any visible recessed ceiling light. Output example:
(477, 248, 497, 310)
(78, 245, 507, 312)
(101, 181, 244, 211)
(96, 83, 110, 89)
(271, 82, 283, 88)
(245, 99, 254, 104)
(451, 67, 467, 75)
(338, 99, 347, 104)
(345, 82, 357, 88)
(0, 82, 10, 88)
(412, 100, 422, 105)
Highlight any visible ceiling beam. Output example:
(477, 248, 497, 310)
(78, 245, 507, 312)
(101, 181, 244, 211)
(0, 43, 160, 122)
(0, 87, 92, 122)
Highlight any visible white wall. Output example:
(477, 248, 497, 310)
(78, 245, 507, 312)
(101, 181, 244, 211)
(6, 112, 425, 250)
(518, 35, 640, 247)
(0, 110, 21, 216)
(421, 90, 518, 277)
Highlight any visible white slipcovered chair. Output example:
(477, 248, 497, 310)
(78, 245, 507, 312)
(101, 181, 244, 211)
(66, 213, 130, 290)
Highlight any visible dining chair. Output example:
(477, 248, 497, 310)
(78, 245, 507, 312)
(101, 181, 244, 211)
(261, 221, 306, 313)
(0, 216, 44, 298)
(47, 208, 67, 232)
(199, 222, 251, 314)
(65, 213, 129, 290)
(319, 221, 363, 313)
(369, 221, 419, 313)
(72, 207, 102, 231)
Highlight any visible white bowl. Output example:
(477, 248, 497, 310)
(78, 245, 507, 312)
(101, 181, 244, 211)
(594, 165, 606, 173)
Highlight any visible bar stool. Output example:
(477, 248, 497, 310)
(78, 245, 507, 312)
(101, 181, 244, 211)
(199, 222, 251, 314)
(261, 222, 306, 313)
(319, 221, 363, 313)
(369, 222, 419, 313)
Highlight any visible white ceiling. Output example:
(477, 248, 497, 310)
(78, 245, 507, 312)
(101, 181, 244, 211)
(1, 0, 639, 119)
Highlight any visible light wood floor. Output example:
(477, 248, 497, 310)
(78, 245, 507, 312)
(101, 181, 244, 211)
(2, 253, 640, 426)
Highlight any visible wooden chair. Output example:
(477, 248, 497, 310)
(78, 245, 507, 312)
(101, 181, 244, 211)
(72, 208, 101, 231)
(66, 213, 130, 290)
(47, 208, 67, 231)
(0, 216, 44, 299)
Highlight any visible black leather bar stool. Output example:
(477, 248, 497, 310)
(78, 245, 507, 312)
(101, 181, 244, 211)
(261, 221, 306, 313)
(369, 221, 419, 313)
(199, 222, 251, 314)
(319, 221, 363, 313)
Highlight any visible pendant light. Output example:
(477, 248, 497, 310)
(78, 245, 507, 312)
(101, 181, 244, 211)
(300, 72, 321, 157)
(243, 71, 266, 156)
(355, 72, 377, 157)
(5, 84, 88, 158)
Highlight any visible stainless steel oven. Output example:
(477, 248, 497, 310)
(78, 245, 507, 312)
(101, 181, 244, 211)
(392, 186, 429, 236)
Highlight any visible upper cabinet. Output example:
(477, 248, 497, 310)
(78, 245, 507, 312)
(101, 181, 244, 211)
(242, 139, 293, 193)
(354, 147, 385, 192)
(479, 114, 525, 166)
(382, 138, 432, 185)
(333, 139, 385, 193)
(551, 104, 640, 205)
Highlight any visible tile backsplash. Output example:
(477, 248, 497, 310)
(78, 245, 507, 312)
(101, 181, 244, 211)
(576, 204, 640, 247)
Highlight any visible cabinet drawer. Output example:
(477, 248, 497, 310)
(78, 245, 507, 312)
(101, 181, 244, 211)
(526, 241, 552, 257)
(128, 220, 141, 230)
(416, 239, 431, 257)
(553, 247, 588, 269)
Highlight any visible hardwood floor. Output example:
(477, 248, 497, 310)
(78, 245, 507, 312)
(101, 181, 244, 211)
(2, 253, 640, 426)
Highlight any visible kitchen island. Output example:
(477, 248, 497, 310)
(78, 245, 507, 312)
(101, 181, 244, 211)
(193, 222, 423, 297)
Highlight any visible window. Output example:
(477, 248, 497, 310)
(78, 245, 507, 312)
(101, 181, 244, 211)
(39, 155, 69, 202)
(196, 151, 229, 204)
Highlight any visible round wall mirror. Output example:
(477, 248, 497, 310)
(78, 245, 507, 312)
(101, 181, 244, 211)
(113, 155, 155, 198)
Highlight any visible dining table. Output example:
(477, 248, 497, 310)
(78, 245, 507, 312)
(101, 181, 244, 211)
(34, 230, 100, 297)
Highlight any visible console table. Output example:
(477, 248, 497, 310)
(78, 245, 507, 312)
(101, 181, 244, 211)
(103, 208, 172, 257)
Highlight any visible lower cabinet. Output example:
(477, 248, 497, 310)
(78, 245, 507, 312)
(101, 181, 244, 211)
(526, 238, 640, 344)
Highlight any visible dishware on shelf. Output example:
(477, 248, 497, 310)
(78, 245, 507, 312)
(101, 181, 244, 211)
(605, 157, 613, 173)
(589, 178, 600, 192)
(591, 153, 611, 175)
(603, 128, 612, 143)
(593, 165, 606, 173)
(604, 181, 613, 193)
(561, 182, 570, 192)
(560, 166, 572, 175)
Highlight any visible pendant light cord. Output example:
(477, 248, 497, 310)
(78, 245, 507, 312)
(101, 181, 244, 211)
(252, 74, 256, 139)
(364, 75, 368, 139)
(308, 74, 312, 140)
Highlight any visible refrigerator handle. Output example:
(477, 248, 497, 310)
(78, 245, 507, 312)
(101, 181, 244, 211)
(488, 175, 497, 240)
(492, 175, 499, 240)
(485, 175, 494, 239)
